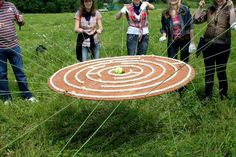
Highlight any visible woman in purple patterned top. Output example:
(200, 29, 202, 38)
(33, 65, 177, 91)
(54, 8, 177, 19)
(74, 0, 103, 62)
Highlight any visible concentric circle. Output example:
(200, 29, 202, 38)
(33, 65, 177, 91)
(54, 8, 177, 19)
(48, 55, 195, 101)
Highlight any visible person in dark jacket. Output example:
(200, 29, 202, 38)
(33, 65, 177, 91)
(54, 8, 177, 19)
(160, 0, 196, 63)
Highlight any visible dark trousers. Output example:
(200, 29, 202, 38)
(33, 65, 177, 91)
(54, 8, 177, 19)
(167, 38, 190, 94)
(127, 34, 149, 56)
(0, 46, 32, 100)
(167, 39, 190, 63)
(202, 43, 230, 97)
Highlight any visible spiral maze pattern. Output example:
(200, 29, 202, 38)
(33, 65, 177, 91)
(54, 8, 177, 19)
(48, 55, 195, 101)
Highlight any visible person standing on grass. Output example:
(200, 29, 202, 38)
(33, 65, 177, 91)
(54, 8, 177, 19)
(0, 0, 38, 105)
(115, 0, 154, 56)
(74, 0, 103, 62)
(194, 0, 236, 100)
(159, 0, 196, 63)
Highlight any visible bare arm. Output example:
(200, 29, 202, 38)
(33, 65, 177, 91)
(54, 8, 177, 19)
(190, 29, 194, 43)
(74, 18, 83, 33)
(116, 5, 129, 20)
(228, 0, 236, 25)
(115, 11, 123, 20)
(194, 8, 207, 24)
(194, 0, 207, 24)
(229, 8, 235, 25)
(97, 17, 103, 33)
(147, 2, 155, 10)
(194, 7, 203, 19)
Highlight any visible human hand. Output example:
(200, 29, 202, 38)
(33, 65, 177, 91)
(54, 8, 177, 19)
(189, 42, 197, 53)
(199, 0, 205, 8)
(78, 28, 84, 33)
(16, 14, 24, 23)
(159, 35, 167, 42)
(97, 29, 102, 34)
(140, 2, 148, 11)
(120, 6, 128, 14)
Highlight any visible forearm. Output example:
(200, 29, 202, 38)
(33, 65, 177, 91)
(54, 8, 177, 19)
(97, 27, 103, 32)
(97, 19, 103, 33)
(190, 29, 194, 43)
(229, 8, 236, 25)
(115, 12, 123, 20)
(74, 19, 82, 33)
(74, 26, 79, 33)
(194, 7, 204, 20)
(194, 8, 207, 24)
(74, 25, 83, 34)
(147, 2, 154, 10)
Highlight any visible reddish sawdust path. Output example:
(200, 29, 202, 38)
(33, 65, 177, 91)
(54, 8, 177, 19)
(48, 55, 195, 101)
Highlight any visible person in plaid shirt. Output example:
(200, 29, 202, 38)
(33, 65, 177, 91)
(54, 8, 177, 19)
(116, 0, 154, 56)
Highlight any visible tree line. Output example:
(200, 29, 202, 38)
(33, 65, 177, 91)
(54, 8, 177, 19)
(8, 0, 236, 13)
(8, 0, 79, 13)
(8, 0, 116, 13)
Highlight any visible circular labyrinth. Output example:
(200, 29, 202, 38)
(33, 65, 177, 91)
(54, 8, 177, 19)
(48, 55, 195, 101)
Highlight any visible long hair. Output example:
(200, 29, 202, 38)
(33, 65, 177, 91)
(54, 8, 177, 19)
(167, 0, 181, 10)
(79, 0, 96, 17)
(209, 0, 228, 14)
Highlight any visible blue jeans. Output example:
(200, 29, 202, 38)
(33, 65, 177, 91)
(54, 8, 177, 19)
(82, 43, 100, 62)
(0, 46, 32, 100)
(127, 34, 149, 56)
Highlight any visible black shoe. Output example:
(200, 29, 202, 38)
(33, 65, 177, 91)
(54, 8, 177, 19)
(201, 94, 212, 102)
(178, 86, 186, 96)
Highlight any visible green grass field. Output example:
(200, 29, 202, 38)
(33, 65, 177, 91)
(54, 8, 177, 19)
(1, 8, 236, 157)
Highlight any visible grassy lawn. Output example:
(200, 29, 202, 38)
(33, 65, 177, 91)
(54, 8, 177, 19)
(1, 8, 236, 157)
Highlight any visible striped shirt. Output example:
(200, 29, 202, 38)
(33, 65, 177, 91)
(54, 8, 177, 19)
(0, 1, 20, 48)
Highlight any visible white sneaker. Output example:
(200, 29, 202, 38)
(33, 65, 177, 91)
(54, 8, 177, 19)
(4, 100, 12, 105)
(26, 97, 38, 103)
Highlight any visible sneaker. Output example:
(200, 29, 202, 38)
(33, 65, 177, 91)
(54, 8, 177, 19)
(26, 97, 38, 103)
(4, 99, 12, 105)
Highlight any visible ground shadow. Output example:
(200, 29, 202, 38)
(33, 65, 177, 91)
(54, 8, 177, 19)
(45, 100, 164, 153)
